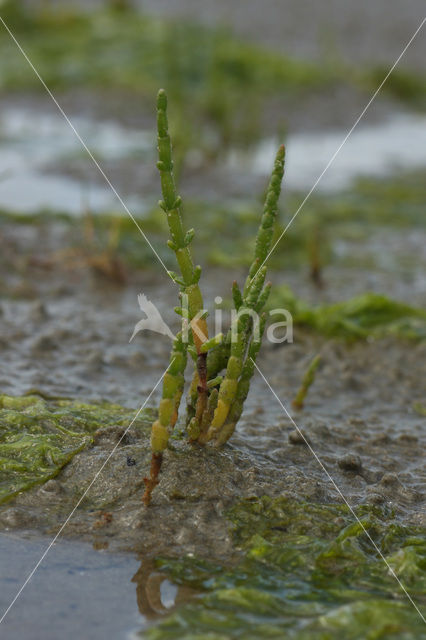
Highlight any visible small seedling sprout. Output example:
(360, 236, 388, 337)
(292, 354, 321, 411)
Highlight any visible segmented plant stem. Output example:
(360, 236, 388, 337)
(214, 314, 266, 445)
(202, 314, 244, 442)
(243, 145, 285, 296)
(143, 333, 187, 505)
(158, 89, 209, 397)
(292, 354, 321, 410)
(208, 146, 285, 445)
(144, 90, 211, 504)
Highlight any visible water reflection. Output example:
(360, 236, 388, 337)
(132, 556, 197, 618)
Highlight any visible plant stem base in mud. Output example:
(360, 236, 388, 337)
(143, 452, 164, 507)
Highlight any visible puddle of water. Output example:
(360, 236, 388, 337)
(1, 106, 426, 214)
(0, 533, 187, 640)
(0, 171, 117, 214)
(0, 108, 150, 214)
(228, 113, 426, 191)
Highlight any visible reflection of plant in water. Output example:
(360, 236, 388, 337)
(132, 556, 197, 619)
(142, 90, 285, 505)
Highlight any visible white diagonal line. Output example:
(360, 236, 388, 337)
(252, 358, 426, 625)
(258, 16, 426, 273)
(0, 15, 170, 277)
(0, 364, 170, 625)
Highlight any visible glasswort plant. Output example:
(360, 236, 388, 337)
(143, 89, 285, 505)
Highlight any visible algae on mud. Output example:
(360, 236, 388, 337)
(414, 404, 426, 417)
(0, 393, 152, 505)
(267, 288, 426, 340)
(144, 497, 426, 639)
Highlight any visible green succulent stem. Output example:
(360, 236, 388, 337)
(150, 331, 187, 454)
(157, 89, 208, 347)
(203, 146, 284, 445)
(156, 89, 211, 438)
(292, 355, 321, 410)
(243, 144, 285, 296)
(206, 146, 285, 446)
(214, 314, 267, 445)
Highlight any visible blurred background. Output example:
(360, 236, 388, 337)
(1, 1, 426, 246)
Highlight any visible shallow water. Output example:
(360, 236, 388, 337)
(0, 107, 151, 214)
(0, 534, 144, 639)
(2, 106, 426, 213)
(228, 113, 426, 191)
(0, 532, 194, 639)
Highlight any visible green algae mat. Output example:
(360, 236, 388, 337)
(147, 497, 426, 639)
(0, 393, 148, 504)
(1, 395, 425, 636)
(268, 289, 426, 340)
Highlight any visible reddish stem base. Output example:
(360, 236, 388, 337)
(142, 452, 163, 506)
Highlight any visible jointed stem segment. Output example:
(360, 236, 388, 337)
(143, 90, 210, 497)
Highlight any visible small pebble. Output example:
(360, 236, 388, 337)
(338, 453, 362, 473)
(84, 350, 104, 367)
(370, 433, 391, 445)
(31, 334, 57, 353)
(380, 472, 399, 487)
(0, 508, 28, 528)
(397, 433, 418, 444)
(39, 479, 62, 495)
(368, 492, 386, 505)
(288, 429, 310, 446)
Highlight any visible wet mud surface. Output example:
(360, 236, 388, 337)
(0, 218, 425, 562)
